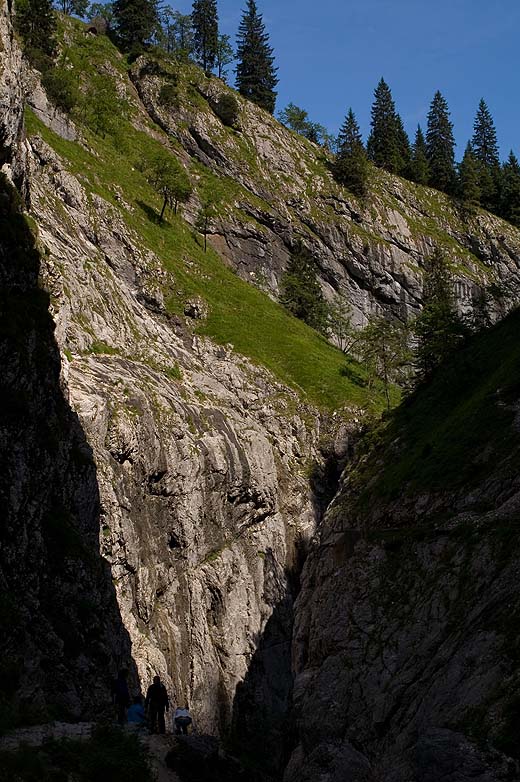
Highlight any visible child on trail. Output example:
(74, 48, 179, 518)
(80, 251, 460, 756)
(174, 705, 193, 735)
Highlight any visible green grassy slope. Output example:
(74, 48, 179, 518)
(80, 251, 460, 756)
(353, 307, 520, 506)
(25, 21, 391, 412)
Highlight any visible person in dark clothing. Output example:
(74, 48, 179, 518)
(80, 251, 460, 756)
(112, 668, 131, 725)
(145, 675, 169, 734)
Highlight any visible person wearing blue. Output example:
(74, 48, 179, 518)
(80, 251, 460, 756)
(127, 695, 146, 726)
(112, 668, 130, 725)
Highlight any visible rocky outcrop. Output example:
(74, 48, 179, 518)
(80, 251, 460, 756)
(131, 61, 520, 326)
(286, 316, 520, 781)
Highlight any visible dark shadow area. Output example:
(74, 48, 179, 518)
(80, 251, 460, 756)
(339, 362, 367, 387)
(166, 734, 271, 782)
(0, 172, 138, 732)
(228, 548, 310, 781)
(136, 199, 165, 225)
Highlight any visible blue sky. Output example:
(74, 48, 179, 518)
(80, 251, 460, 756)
(174, 0, 520, 160)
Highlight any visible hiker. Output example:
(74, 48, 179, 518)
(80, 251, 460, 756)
(127, 695, 146, 726)
(174, 704, 193, 735)
(145, 675, 170, 734)
(112, 668, 131, 725)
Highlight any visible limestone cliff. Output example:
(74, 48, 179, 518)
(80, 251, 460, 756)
(1, 6, 327, 760)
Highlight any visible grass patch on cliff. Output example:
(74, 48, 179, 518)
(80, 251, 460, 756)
(24, 103, 381, 411)
(354, 307, 520, 504)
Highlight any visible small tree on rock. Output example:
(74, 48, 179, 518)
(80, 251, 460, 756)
(413, 248, 467, 381)
(196, 195, 218, 251)
(144, 151, 192, 222)
(280, 242, 328, 333)
(328, 298, 357, 353)
(356, 316, 411, 409)
(216, 34, 234, 81)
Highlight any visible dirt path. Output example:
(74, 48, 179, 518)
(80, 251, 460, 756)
(0, 722, 180, 781)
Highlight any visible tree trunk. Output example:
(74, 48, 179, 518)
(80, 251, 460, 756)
(159, 198, 167, 223)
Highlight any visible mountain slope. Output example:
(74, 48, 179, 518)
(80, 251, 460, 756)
(288, 311, 520, 781)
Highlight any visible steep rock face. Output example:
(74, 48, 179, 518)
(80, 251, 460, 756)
(0, 5, 133, 726)
(131, 60, 520, 325)
(25, 127, 326, 754)
(286, 317, 520, 781)
(0, 0, 26, 185)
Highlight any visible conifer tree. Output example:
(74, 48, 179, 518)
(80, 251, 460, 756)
(112, 0, 158, 51)
(426, 91, 456, 193)
(280, 242, 327, 333)
(414, 248, 466, 380)
(333, 108, 369, 197)
(458, 143, 482, 206)
(396, 113, 411, 177)
(235, 0, 278, 114)
(471, 99, 500, 211)
(15, 0, 57, 60)
(499, 151, 520, 228)
(191, 0, 218, 73)
(410, 125, 430, 185)
(471, 99, 499, 169)
(216, 34, 234, 80)
(458, 143, 481, 206)
(366, 78, 404, 175)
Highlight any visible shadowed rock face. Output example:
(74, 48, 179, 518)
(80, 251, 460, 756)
(0, 147, 133, 727)
(285, 323, 520, 781)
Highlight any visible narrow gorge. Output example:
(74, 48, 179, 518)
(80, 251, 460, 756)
(2, 3, 520, 780)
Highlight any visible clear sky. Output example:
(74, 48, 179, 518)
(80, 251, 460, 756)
(174, 0, 520, 161)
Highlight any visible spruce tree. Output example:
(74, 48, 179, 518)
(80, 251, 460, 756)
(112, 0, 158, 51)
(458, 143, 481, 206)
(410, 125, 430, 185)
(500, 151, 520, 228)
(471, 99, 500, 211)
(191, 0, 218, 73)
(15, 0, 57, 60)
(426, 91, 456, 194)
(471, 99, 499, 169)
(333, 108, 369, 197)
(396, 113, 411, 177)
(414, 248, 466, 380)
(366, 78, 404, 175)
(280, 243, 327, 333)
(235, 0, 278, 114)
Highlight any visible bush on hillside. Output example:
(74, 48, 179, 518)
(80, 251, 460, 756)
(41, 68, 79, 114)
(158, 82, 179, 110)
(215, 94, 240, 128)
